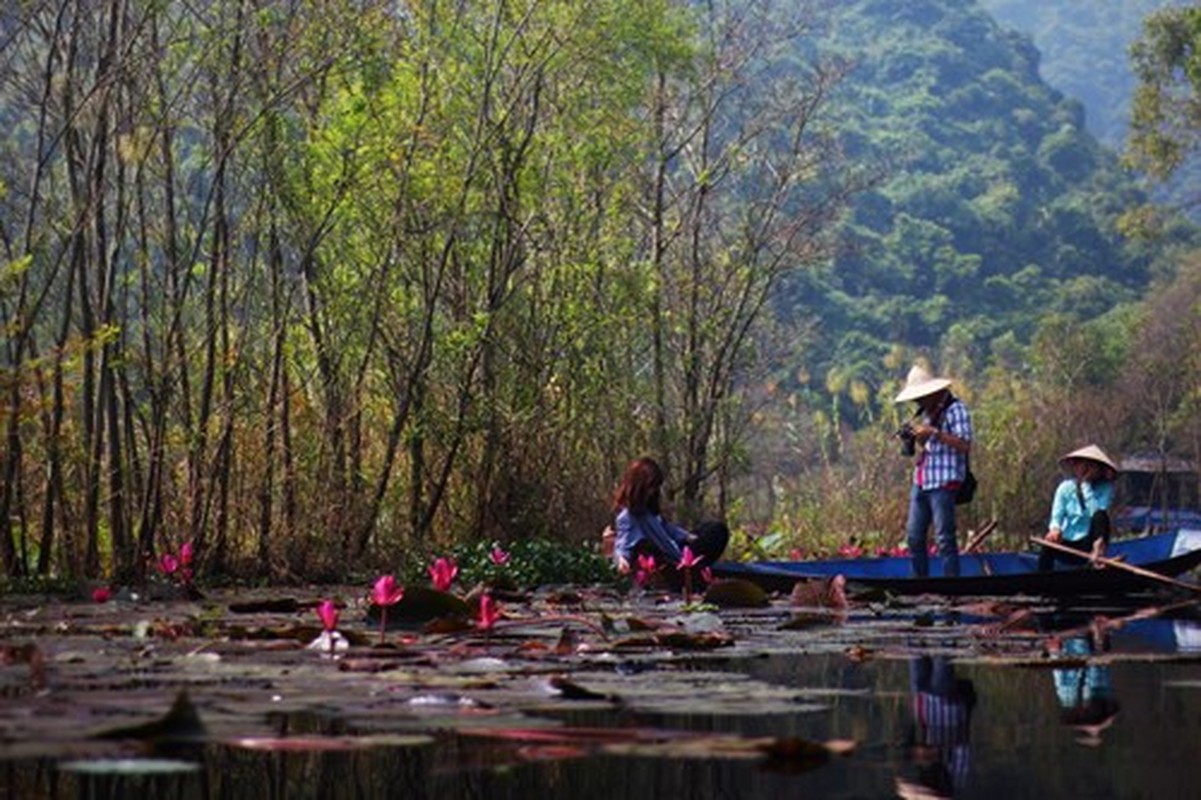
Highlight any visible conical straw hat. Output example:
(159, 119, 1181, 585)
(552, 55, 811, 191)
(893, 364, 952, 403)
(1060, 444, 1119, 474)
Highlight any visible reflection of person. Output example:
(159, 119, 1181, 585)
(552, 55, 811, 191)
(1047, 631, 1119, 747)
(1038, 445, 1118, 572)
(610, 457, 729, 576)
(894, 365, 973, 577)
(902, 655, 975, 798)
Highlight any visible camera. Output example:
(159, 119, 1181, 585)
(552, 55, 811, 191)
(895, 422, 917, 456)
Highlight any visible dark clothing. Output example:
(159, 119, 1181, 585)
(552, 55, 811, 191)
(629, 519, 729, 568)
(630, 519, 729, 592)
(1038, 509, 1112, 571)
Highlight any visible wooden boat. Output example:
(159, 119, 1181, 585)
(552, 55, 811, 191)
(710, 529, 1201, 597)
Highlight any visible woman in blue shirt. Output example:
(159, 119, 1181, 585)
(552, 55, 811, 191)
(610, 457, 729, 578)
(1038, 445, 1118, 571)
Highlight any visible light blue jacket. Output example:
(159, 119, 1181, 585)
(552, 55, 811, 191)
(1048, 479, 1113, 542)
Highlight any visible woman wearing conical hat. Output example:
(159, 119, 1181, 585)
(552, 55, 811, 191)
(894, 364, 974, 578)
(1038, 445, 1119, 572)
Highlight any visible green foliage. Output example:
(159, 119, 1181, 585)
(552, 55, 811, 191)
(978, 0, 1181, 147)
(774, 0, 1176, 429)
(447, 539, 614, 590)
(1127, 6, 1201, 181)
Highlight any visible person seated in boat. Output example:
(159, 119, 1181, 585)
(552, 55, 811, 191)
(609, 456, 729, 582)
(894, 364, 973, 578)
(1037, 445, 1118, 572)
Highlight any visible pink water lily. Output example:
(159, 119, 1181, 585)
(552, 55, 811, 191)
(789, 548, 805, 561)
(428, 557, 459, 592)
(92, 586, 112, 603)
(677, 546, 702, 570)
(633, 553, 658, 589)
(489, 545, 511, 566)
(677, 545, 702, 604)
(179, 541, 194, 566)
(838, 543, 864, 558)
(477, 593, 501, 631)
(371, 575, 405, 645)
(317, 599, 339, 632)
(372, 575, 405, 606)
(316, 599, 340, 656)
(158, 552, 179, 576)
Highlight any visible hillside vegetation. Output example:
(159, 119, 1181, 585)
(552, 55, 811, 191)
(776, 0, 1197, 424)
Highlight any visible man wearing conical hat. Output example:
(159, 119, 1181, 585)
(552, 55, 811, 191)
(1037, 445, 1119, 571)
(894, 364, 973, 577)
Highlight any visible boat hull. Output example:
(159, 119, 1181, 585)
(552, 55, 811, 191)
(711, 529, 1201, 597)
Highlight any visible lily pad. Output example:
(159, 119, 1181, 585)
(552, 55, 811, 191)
(59, 758, 202, 775)
(367, 587, 471, 625)
(704, 578, 770, 608)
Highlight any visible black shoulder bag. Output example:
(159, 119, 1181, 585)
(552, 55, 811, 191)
(937, 396, 976, 505)
(956, 455, 977, 505)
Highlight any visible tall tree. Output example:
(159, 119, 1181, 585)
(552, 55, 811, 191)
(639, 0, 864, 521)
(1126, 6, 1201, 205)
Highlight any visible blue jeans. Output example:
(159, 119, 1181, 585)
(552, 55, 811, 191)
(906, 485, 959, 577)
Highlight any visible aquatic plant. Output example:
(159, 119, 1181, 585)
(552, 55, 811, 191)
(489, 545, 510, 566)
(370, 575, 405, 645)
(634, 553, 658, 588)
(428, 557, 459, 592)
(317, 599, 339, 631)
(678, 546, 701, 604)
(477, 594, 501, 631)
(157, 541, 195, 586)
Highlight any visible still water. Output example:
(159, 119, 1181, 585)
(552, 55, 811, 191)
(3, 616, 1200, 799)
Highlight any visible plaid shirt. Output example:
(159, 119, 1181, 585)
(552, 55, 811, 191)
(914, 398, 972, 489)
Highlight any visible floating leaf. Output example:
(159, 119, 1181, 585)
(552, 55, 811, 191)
(704, 578, 770, 608)
(227, 598, 302, 614)
(779, 612, 841, 630)
(366, 586, 471, 625)
(92, 690, 206, 744)
(653, 630, 734, 650)
(540, 676, 615, 702)
(408, 692, 493, 709)
(0, 642, 46, 691)
(755, 735, 834, 773)
(59, 758, 201, 776)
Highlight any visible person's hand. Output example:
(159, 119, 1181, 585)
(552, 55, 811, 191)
(912, 423, 937, 443)
(1090, 540, 1105, 563)
(616, 555, 631, 574)
(1046, 528, 1063, 544)
(601, 525, 616, 557)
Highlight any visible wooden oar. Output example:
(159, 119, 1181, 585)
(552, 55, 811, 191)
(963, 519, 999, 554)
(1030, 536, 1201, 594)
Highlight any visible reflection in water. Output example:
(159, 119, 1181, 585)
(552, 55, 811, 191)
(898, 656, 975, 798)
(4, 616, 1201, 800)
(1049, 633, 1119, 747)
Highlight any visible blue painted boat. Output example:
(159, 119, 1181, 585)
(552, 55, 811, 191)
(711, 529, 1201, 597)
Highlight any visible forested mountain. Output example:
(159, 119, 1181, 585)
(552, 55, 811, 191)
(773, 0, 1198, 421)
(978, 0, 1187, 147)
